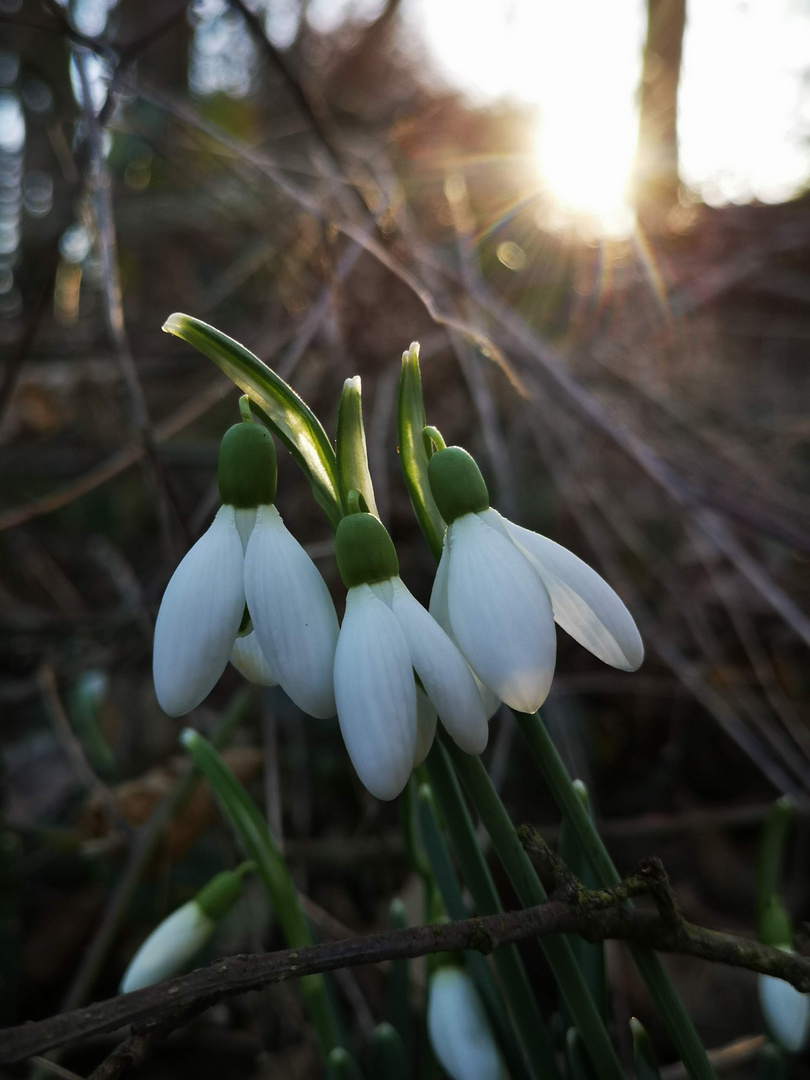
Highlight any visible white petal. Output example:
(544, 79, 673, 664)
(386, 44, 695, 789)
(430, 543, 500, 721)
(153, 506, 245, 716)
(492, 510, 644, 672)
(414, 685, 438, 766)
(759, 962, 810, 1053)
(428, 967, 506, 1080)
(429, 538, 452, 630)
(445, 513, 557, 713)
(230, 631, 278, 686)
(120, 900, 214, 993)
(389, 578, 488, 756)
(334, 585, 416, 800)
(244, 505, 339, 719)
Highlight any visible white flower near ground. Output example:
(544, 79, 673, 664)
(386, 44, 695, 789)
(758, 949, 810, 1053)
(427, 967, 506, 1080)
(119, 900, 214, 994)
(428, 446, 644, 714)
(333, 512, 488, 800)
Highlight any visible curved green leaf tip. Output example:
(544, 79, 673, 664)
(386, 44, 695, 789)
(163, 313, 343, 529)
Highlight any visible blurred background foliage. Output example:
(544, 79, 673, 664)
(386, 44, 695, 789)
(1, 0, 810, 1075)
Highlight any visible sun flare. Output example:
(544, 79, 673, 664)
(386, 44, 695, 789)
(532, 96, 638, 239)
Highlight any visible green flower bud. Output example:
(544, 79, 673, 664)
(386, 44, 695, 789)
(427, 446, 489, 524)
(195, 863, 253, 921)
(217, 422, 277, 508)
(335, 512, 399, 588)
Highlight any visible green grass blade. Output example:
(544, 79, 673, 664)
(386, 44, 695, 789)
(436, 735, 626, 1080)
(514, 709, 717, 1080)
(417, 783, 535, 1080)
(180, 729, 341, 1056)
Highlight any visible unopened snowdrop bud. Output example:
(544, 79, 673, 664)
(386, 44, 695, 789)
(757, 900, 810, 1053)
(334, 510, 487, 801)
(428, 443, 643, 714)
(427, 966, 506, 1080)
(119, 865, 251, 994)
(758, 952, 810, 1053)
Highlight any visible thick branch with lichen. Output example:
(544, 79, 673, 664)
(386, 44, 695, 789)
(2, 867, 809, 1066)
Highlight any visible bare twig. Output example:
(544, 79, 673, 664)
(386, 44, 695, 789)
(74, 51, 182, 559)
(2, 889, 808, 1065)
(660, 1035, 767, 1080)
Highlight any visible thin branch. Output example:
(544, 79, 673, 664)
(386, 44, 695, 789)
(74, 51, 182, 558)
(3, 890, 809, 1065)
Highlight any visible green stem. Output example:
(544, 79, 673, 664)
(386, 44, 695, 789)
(514, 710, 717, 1080)
(428, 740, 624, 1080)
(756, 797, 794, 924)
(417, 783, 535, 1080)
(423, 425, 447, 452)
(182, 730, 342, 1059)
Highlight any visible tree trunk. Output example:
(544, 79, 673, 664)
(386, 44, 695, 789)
(633, 0, 687, 232)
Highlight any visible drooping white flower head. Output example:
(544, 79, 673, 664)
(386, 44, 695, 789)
(427, 966, 506, 1080)
(119, 866, 247, 994)
(333, 511, 488, 800)
(758, 951, 810, 1053)
(427, 446, 644, 714)
(153, 421, 338, 718)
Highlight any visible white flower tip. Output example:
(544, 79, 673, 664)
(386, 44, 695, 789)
(364, 767, 411, 802)
(500, 668, 553, 714)
(119, 901, 213, 994)
(180, 727, 198, 750)
(759, 969, 810, 1053)
(428, 967, 505, 1080)
(618, 633, 645, 672)
(449, 721, 488, 757)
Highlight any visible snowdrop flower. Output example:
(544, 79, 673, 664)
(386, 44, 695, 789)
(333, 510, 488, 800)
(120, 865, 248, 993)
(757, 901, 810, 1053)
(758, 957, 810, 1053)
(427, 446, 644, 713)
(153, 420, 339, 718)
(427, 966, 506, 1080)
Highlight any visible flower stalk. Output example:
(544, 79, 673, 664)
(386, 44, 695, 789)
(180, 729, 342, 1058)
(426, 739, 621, 1080)
(512, 709, 717, 1080)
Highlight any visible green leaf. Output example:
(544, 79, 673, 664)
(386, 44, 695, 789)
(327, 1048, 365, 1080)
(163, 314, 343, 527)
(370, 1023, 408, 1080)
(631, 1018, 662, 1080)
(757, 1041, 785, 1080)
(180, 729, 342, 1057)
(567, 1028, 598, 1080)
(386, 899, 412, 1063)
(336, 376, 378, 518)
(397, 343, 445, 559)
(559, 780, 608, 1022)
(756, 797, 795, 929)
